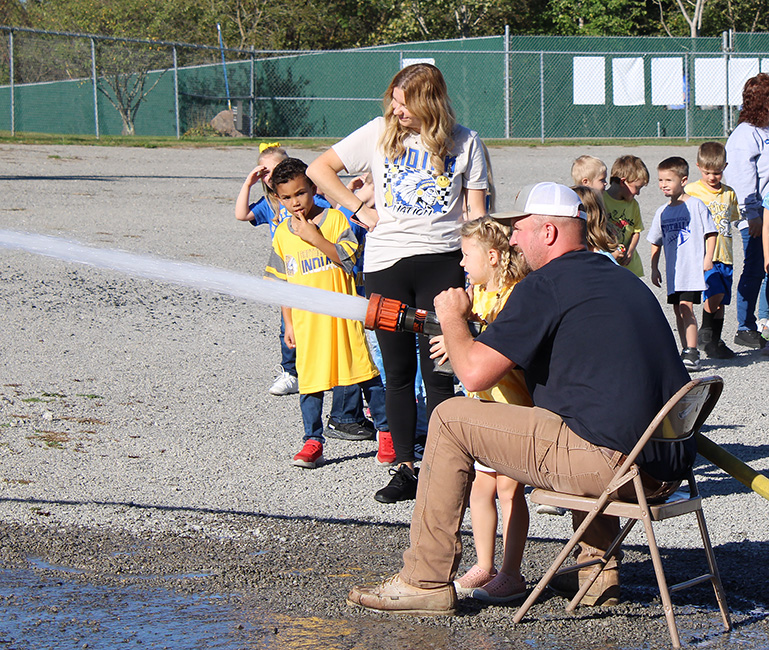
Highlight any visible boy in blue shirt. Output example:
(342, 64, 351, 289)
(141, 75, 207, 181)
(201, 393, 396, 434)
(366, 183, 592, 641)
(649, 157, 717, 370)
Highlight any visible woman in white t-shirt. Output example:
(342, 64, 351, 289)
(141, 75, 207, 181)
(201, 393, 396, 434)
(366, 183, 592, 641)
(308, 63, 488, 503)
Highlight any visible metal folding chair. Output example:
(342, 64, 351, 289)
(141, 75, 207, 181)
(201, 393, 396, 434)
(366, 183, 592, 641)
(513, 376, 731, 649)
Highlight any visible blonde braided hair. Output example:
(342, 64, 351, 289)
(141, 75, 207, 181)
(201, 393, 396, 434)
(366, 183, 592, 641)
(461, 216, 527, 290)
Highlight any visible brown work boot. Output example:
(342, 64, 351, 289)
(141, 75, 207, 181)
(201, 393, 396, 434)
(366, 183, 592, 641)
(549, 566, 620, 606)
(347, 573, 457, 615)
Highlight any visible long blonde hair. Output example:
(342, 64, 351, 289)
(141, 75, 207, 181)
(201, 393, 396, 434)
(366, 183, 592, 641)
(258, 144, 288, 216)
(461, 217, 527, 290)
(380, 64, 456, 175)
(571, 185, 618, 253)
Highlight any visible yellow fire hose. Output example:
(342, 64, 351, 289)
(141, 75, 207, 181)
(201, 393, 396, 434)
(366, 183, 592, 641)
(696, 432, 769, 501)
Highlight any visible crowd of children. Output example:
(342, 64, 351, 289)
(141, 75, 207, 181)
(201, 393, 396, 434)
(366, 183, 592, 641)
(568, 145, 761, 370)
(233, 137, 768, 604)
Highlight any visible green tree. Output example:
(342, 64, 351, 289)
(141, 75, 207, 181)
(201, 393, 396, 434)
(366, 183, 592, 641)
(24, 0, 202, 135)
(1, 0, 30, 26)
(701, 0, 769, 34)
(540, 0, 655, 35)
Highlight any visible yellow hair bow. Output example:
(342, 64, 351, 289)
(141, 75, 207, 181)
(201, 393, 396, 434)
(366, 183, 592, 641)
(259, 142, 281, 152)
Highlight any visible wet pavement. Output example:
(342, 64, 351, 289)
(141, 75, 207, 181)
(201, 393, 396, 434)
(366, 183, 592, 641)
(0, 517, 767, 650)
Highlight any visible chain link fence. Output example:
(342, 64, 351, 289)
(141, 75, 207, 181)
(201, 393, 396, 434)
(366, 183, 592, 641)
(2, 26, 769, 140)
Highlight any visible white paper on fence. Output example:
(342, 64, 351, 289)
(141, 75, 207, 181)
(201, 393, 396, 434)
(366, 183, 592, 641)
(651, 58, 684, 106)
(573, 57, 605, 105)
(694, 58, 726, 106)
(729, 58, 759, 105)
(763, 59, 769, 74)
(612, 58, 645, 106)
(401, 58, 435, 68)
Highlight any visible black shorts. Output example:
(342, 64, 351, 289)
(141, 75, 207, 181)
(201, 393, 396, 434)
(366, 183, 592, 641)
(667, 290, 701, 305)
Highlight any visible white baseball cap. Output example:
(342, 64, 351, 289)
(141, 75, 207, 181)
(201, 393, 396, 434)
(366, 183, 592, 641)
(493, 182, 586, 221)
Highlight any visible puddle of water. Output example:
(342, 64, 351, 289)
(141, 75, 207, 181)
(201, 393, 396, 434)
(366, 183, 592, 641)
(0, 566, 255, 649)
(0, 563, 766, 649)
(0, 564, 510, 650)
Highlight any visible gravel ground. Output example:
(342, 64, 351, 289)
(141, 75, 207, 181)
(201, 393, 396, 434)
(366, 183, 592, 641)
(0, 143, 768, 649)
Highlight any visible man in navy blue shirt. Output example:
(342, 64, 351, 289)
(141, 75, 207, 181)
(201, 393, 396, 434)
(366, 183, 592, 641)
(346, 182, 693, 615)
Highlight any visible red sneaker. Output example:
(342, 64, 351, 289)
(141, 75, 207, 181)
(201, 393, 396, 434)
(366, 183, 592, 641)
(292, 440, 324, 468)
(376, 431, 396, 466)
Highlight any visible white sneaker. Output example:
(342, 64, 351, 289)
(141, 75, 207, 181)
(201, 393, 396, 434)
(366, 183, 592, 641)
(269, 369, 299, 396)
(535, 504, 567, 516)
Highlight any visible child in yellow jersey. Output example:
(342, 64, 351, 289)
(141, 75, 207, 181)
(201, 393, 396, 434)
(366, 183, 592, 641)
(685, 142, 740, 359)
(604, 155, 650, 276)
(430, 216, 532, 603)
(264, 158, 387, 469)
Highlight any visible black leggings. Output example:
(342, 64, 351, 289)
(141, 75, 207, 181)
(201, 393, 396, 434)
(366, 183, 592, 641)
(365, 251, 465, 463)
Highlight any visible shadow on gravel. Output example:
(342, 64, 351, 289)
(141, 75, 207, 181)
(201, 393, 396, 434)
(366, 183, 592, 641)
(0, 495, 414, 530)
(692, 427, 769, 497)
(694, 349, 769, 370)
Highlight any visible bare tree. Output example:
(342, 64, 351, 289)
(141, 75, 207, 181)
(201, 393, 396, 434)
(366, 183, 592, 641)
(656, 0, 710, 37)
(95, 42, 169, 136)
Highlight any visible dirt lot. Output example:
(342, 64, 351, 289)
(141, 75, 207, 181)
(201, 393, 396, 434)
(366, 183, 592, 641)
(0, 143, 767, 649)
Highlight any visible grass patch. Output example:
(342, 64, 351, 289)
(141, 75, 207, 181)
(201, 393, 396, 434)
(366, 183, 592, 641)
(61, 416, 108, 425)
(76, 393, 104, 400)
(21, 397, 49, 403)
(4, 478, 33, 485)
(42, 392, 66, 398)
(0, 131, 336, 150)
(28, 430, 71, 448)
(0, 130, 719, 150)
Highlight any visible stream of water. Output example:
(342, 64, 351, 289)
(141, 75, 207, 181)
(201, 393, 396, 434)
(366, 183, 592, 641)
(0, 229, 370, 322)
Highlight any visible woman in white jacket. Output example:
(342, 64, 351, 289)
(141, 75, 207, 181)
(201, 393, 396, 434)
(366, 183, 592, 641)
(724, 72, 769, 348)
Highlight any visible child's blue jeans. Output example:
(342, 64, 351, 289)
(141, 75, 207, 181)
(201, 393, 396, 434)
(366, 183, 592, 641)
(300, 376, 388, 443)
(736, 229, 769, 331)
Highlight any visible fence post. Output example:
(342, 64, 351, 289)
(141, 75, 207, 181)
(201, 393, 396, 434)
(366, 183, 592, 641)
(504, 25, 510, 139)
(722, 31, 729, 137)
(9, 30, 14, 136)
(250, 47, 255, 138)
(685, 53, 690, 142)
(90, 37, 100, 139)
(728, 29, 735, 132)
(540, 51, 545, 144)
(173, 45, 180, 139)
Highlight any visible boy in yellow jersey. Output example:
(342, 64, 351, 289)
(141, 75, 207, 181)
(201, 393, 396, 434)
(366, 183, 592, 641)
(685, 142, 740, 359)
(265, 158, 388, 468)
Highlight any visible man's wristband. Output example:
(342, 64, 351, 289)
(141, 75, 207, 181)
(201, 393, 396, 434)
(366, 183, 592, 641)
(352, 201, 365, 216)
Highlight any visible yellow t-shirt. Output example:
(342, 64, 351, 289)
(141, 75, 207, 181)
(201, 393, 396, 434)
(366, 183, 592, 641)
(684, 180, 739, 265)
(469, 285, 533, 407)
(265, 209, 378, 394)
(603, 192, 644, 277)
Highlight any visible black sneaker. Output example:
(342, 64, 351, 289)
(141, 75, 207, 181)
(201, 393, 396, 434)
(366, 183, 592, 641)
(375, 465, 419, 503)
(697, 327, 713, 350)
(704, 339, 735, 359)
(326, 417, 376, 441)
(734, 329, 763, 349)
(680, 347, 700, 370)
